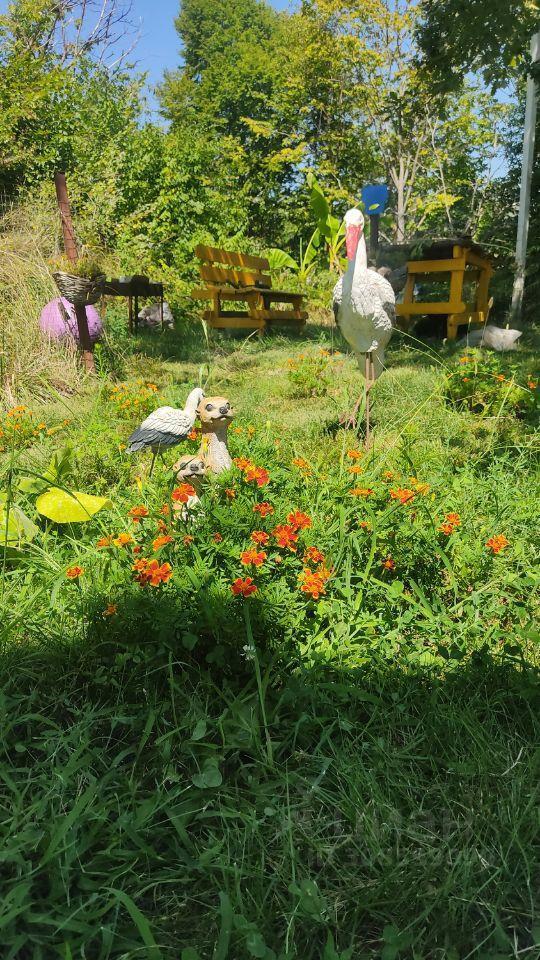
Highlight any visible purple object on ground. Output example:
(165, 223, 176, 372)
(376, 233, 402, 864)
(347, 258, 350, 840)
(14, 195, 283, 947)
(39, 298, 103, 344)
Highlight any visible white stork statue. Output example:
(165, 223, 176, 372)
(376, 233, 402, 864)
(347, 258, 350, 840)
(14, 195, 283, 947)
(127, 387, 204, 474)
(333, 208, 395, 439)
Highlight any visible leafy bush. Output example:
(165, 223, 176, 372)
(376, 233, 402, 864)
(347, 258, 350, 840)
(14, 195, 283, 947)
(287, 349, 335, 398)
(445, 350, 538, 419)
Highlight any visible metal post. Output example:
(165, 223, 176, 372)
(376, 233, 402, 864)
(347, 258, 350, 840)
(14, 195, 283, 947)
(53, 173, 95, 373)
(510, 32, 540, 325)
(369, 213, 380, 266)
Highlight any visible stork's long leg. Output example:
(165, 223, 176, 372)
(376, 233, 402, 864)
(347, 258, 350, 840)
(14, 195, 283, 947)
(364, 353, 372, 446)
(149, 450, 158, 476)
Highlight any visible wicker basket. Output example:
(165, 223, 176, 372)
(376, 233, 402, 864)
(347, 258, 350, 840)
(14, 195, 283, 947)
(53, 271, 105, 306)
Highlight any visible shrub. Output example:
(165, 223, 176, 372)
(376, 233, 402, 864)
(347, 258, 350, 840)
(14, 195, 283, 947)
(445, 350, 538, 419)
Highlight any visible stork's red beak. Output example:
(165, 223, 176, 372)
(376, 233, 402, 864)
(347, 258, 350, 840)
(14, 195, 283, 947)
(346, 223, 362, 261)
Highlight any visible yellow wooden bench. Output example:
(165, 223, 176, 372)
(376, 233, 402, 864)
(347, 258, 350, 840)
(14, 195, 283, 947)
(395, 241, 494, 340)
(191, 245, 307, 332)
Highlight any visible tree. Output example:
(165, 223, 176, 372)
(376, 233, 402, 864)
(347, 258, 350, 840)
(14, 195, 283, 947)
(298, 0, 507, 242)
(417, 0, 539, 90)
(0, 0, 139, 196)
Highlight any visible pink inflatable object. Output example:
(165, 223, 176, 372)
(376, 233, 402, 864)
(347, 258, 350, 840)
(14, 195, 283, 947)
(39, 298, 103, 343)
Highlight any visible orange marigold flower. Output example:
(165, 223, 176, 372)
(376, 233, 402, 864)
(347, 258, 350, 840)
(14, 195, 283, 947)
(187, 428, 200, 440)
(414, 482, 430, 495)
(527, 380, 537, 389)
(160, 504, 170, 516)
(462, 377, 470, 382)
(292, 457, 311, 470)
(66, 565, 84, 580)
(134, 558, 172, 586)
(103, 603, 117, 617)
(486, 534, 510, 554)
(346, 449, 363, 460)
(96, 535, 113, 548)
(273, 524, 299, 550)
(348, 465, 363, 475)
(113, 532, 134, 547)
(225, 487, 236, 499)
(133, 545, 142, 554)
(247, 425, 256, 437)
(303, 546, 325, 565)
(439, 522, 455, 535)
(287, 510, 312, 530)
(153, 534, 173, 551)
(212, 533, 223, 543)
(382, 556, 395, 570)
(358, 521, 370, 529)
(445, 512, 461, 526)
(244, 465, 270, 488)
(234, 456, 253, 471)
(171, 483, 196, 504)
(390, 487, 415, 505)
(383, 471, 394, 480)
(251, 530, 270, 546)
(298, 568, 327, 600)
(156, 519, 168, 534)
(350, 487, 374, 497)
(459, 356, 471, 364)
(495, 374, 505, 382)
(151, 562, 172, 585)
(240, 548, 267, 567)
(253, 502, 274, 517)
(128, 505, 149, 520)
(231, 577, 258, 597)
(183, 534, 194, 546)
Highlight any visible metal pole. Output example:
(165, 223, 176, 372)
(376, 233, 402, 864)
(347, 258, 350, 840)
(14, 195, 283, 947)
(510, 32, 540, 325)
(369, 213, 380, 266)
(53, 172, 95, 373)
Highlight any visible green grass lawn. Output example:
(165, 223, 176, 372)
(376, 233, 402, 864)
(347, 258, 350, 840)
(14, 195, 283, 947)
(1, 319, 539, 959)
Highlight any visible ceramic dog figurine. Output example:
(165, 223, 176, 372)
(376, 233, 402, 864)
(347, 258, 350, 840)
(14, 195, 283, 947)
(196, 396, 234, 474)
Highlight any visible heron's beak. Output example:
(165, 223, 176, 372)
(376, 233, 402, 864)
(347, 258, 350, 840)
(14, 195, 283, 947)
(346, 224, 362, 261)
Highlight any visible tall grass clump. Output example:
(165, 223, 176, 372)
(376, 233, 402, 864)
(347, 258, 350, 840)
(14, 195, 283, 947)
(0, 201, 82, 406)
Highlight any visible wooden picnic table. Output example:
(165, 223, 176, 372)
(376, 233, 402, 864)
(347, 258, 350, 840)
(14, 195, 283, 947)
(386, 237, 494, 340)
(103, 276, 165, 333)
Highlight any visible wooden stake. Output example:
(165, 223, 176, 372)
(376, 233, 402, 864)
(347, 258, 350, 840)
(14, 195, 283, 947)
(53, 172, 95, 373)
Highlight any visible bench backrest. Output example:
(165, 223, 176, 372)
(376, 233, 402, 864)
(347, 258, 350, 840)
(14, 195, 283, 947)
(195, 245, 272, 290)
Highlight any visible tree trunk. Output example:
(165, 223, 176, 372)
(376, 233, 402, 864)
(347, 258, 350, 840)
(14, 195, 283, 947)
(395, 159, 406, 243)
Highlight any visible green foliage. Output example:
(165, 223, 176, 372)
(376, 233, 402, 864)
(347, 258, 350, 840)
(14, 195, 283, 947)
(0, 329, 539, 957)
(417, 0, 539, 90)
(35, 487, 113, 523)
(445, 351, 538, 420)
(0, 494, 38, 548)
(287, 348, 333, 397)
(50, 254, 105, 280)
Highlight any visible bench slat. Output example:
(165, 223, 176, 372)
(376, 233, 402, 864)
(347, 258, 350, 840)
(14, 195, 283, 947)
(200, 265, 271, 288)
(195, 245, 270, 271)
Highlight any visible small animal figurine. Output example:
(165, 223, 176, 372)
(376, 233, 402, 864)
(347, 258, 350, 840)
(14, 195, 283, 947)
(171, 453, 208, 519)
(197, 396, 234, 474)
(127, 387, 204, 474)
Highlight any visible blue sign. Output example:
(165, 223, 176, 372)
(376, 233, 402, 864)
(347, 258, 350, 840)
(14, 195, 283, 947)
(361, 184, 389, 215)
